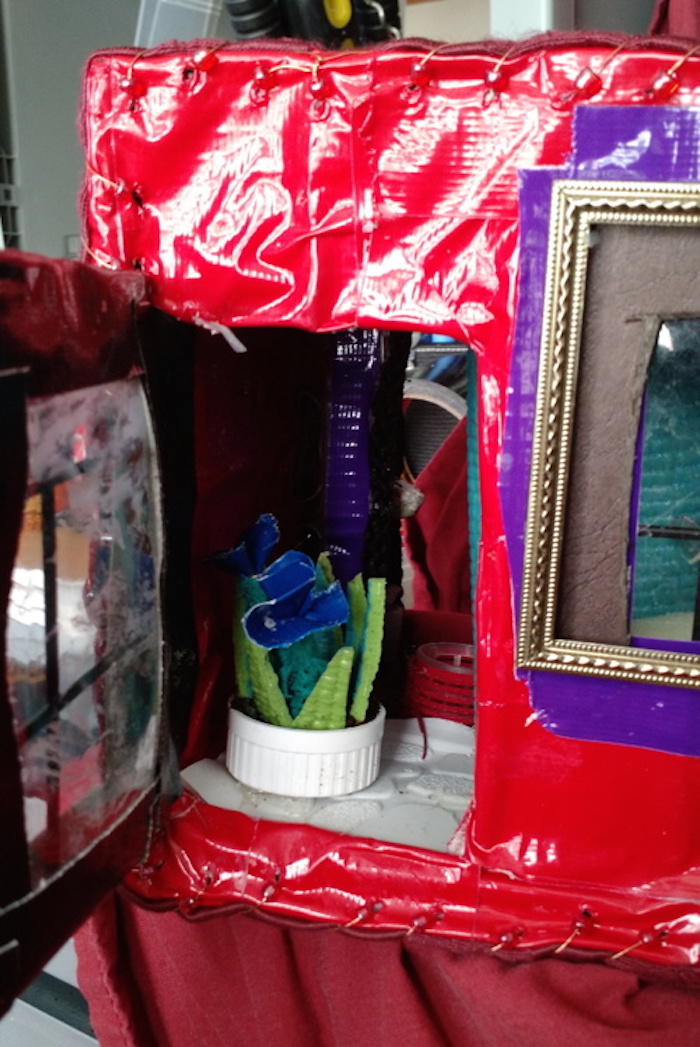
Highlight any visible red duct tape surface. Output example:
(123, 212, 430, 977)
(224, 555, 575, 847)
(81, 36, 700, 961)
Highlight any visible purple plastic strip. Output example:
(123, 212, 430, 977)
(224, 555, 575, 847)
(502, 105, 700, 758)
(325, 329, 381, 583)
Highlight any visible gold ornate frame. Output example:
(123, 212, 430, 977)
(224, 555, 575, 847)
(517, 179, 700, 689)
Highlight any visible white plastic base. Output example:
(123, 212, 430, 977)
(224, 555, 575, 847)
(184, 717, 475, 853)
(227, 706, 386, 798)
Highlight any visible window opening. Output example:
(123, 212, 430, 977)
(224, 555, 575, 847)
(182, 328, 477, 856)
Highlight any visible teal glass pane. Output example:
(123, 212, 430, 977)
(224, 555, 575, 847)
(631, 321, 700, 642)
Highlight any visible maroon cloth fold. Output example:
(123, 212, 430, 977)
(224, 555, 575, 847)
(403, 419, 470, 615)
(649, 0, 700, 38)
(76, 893, 700, 1047)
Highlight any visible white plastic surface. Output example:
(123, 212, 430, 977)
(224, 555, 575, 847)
(186, 717, 475, 853)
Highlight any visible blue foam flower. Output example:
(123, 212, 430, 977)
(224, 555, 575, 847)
(243, 555, 349, 649)
(254, 549, 316, 600)
(211, 513, 279, 577)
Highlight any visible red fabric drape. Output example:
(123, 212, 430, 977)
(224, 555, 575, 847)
(403, 419, 470, 615)
(76, 893, 700, 1047)
(649, 0, 700, 37)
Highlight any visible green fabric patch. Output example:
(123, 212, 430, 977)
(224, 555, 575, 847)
(274, 630, 336, 718)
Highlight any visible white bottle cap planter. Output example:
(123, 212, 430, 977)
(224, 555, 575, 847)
(227, 705, 386, 798)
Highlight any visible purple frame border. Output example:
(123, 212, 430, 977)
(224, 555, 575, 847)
(500, 105, 700, 758)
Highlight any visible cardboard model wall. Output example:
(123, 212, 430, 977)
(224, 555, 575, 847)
(79, 35, 700, 963)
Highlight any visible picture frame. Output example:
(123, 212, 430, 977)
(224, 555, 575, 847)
(518, 179, 700, 689)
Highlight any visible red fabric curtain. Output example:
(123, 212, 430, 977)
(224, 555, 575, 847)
(76, 893, 700, 1047)
(649, 0, 700, 37)
(403, 419, 471, 615)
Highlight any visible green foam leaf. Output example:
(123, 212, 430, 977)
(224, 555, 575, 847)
(316, 552, 336, 587)
(292, 646, 354, 730)
(349, 577, 386, 724)
(316, 555, 344, 650)
(232, 576, 269, 701)
(245, 637, 293, 727)
(345, 573, 367, 652)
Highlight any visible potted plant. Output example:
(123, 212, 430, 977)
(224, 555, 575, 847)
(214, 515, 386, 797)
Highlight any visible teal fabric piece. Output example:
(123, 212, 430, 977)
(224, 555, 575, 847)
(274, 629, 339, 718)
